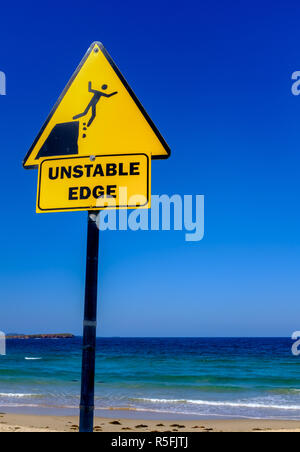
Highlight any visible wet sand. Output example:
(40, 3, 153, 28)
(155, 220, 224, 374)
(0, 413, 299, 432)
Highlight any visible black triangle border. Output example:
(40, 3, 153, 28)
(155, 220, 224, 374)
(23, 42, 171, 169)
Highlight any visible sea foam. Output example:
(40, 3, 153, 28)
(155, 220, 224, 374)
(135, 398, 300, 411)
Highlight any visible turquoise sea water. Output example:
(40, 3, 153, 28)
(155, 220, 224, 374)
(0, 338, 300, 419)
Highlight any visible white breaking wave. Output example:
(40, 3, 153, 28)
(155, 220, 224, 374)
(25, 357, 42, 360)
(0, 393, 39, 398)
(135, 398, 300, 411)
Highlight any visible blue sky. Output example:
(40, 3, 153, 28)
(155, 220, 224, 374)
(0, 0, 300, 336)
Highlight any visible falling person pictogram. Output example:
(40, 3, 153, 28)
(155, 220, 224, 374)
(73, 82, 118, 128)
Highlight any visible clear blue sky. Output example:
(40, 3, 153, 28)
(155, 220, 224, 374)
(0, 0, 300, 336)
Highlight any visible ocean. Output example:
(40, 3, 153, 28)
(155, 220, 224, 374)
(0, 337, 300, 420)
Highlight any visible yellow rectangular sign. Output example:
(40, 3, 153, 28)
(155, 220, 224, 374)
(37, 154, 151, 213)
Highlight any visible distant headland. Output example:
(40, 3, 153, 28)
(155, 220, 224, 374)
(6, 334, 74, 340)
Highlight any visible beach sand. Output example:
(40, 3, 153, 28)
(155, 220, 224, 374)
(0, 413, 299, 432)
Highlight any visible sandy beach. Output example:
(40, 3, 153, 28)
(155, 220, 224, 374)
(0, 413, 299, 432)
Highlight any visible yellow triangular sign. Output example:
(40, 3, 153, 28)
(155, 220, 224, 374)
(23, 42, 170, 169)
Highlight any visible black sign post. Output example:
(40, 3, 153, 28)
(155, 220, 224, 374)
(79, 211, 100, 433)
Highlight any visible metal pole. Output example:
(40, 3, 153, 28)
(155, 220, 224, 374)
(79, 211, 100, 433)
